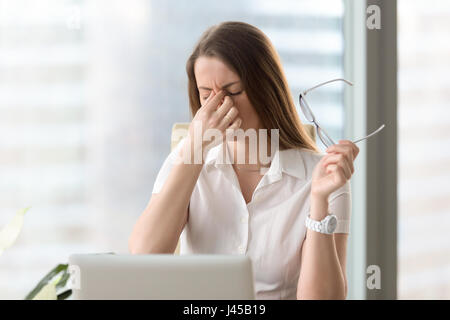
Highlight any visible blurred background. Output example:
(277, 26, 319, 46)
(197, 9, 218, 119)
(397, 0, 450, 298)
(0, 0, 448, 299)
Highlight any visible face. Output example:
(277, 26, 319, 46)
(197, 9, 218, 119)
(194, 56, 262, 131)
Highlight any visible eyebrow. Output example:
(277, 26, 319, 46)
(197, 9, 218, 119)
(198, 81, 240, 90)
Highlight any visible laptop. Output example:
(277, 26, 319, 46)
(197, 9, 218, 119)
(68, 253, 255, 300)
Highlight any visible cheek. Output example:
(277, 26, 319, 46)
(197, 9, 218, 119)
(234, 96, 257, 117)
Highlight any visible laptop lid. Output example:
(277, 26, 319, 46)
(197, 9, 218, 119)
(68, 253, 255, 300)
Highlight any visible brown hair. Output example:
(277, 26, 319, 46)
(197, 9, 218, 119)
(186, 21, 318, 152)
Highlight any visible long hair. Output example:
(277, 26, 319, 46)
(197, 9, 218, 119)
(186, 21, 318, 152)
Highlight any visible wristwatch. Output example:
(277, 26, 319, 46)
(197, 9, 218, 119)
(305, 214, 338, 234)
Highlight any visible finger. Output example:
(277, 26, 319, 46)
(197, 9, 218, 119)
(215, 96, 234, 119)
(327, 164, 348, 185)
(323, 154, 355, 177)
(224, 117, 242, 144)
(324, 149, 354, 174)
(218, 106, 239, 131)
(323, 153, 353, 176)
(326, 142, 353, 157)
(204, 90, 227, 113)
(326, 163, 340, 176)
(326, 143, 354, 162)
(337, 140, 359, 159)
(339, 140, 359, 159)
(334, 152, 353, 174)
(201, 90, 215, 107)
(339, 160, 352, 179)
(224, 117, 243, 138)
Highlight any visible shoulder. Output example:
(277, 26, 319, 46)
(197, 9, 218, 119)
(276, 146, 324, 181)
(298, 147, 325, 165)
(295, 147, 326, 180)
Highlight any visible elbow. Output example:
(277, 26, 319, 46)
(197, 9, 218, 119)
(337, 278, 348, 300)
(334, 289, 347, 300)
(128, 236, 139, 255)
(128, 234, 174, 255)
(297, 283, 347, 300)
(128, 233, 148, 255)
(343, 283, 348, 300)
(338, 291, 347, 300)
(128, 239, 152, 255)
(297, 291, 346, 300)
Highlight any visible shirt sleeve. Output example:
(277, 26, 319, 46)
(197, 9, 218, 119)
(151, 137, 187, 194)
(328, 180, 352, 234)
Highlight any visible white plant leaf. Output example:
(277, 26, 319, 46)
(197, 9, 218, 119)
(0, 207, 30, 257)
(32, 283, 57, 300)
(32, 274, 62, 300)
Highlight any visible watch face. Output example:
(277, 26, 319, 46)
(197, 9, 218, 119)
(327, 216, 338, 233)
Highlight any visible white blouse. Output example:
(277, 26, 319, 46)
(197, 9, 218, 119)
(152, 137, 351, 300)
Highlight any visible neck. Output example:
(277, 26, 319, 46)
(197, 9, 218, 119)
(226, 130, 273, 167)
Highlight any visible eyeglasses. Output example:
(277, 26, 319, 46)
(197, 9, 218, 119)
(299, 78, 385, 148)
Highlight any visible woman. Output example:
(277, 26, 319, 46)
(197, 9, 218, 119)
(129, 21, 359, 300)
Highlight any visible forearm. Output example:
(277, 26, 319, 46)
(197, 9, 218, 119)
(129, 139, 203, 254)
(297, 195, 346, 300)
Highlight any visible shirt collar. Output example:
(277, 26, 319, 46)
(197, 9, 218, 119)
(204, 142, 306, 181)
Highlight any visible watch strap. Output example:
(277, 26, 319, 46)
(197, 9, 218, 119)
(305, 214, 324, 233)
(305, 214, 336, 234)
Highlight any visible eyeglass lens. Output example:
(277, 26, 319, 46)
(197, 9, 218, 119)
(299, 96, 315, 122)
(317, 126, 335, 148)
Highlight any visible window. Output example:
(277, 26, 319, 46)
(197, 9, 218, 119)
(398, 0, 450, 299)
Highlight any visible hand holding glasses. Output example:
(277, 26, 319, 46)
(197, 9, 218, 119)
(299, 78, 385, 148)
(235, 78, 384, 173)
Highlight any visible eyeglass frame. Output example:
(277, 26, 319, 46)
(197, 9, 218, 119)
(299, 78, 385, 148)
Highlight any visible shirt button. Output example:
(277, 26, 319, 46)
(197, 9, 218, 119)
(237, 245, 245, 253)
(240, 216, 248, 223)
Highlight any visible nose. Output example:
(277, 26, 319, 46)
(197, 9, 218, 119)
(212, 87, 229, 104)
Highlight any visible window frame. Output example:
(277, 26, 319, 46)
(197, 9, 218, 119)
(343, 0, 398, 300)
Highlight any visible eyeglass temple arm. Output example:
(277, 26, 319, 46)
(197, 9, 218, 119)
(302, 78, 354, 96)
(352, 124, 386, 144)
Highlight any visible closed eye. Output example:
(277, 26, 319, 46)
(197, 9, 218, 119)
(201, 90, 243, 100)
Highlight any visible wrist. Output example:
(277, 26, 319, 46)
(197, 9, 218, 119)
(309, 193, 329, 221)
(177, 136, 206, 166)
(311, 191, 328, 203)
